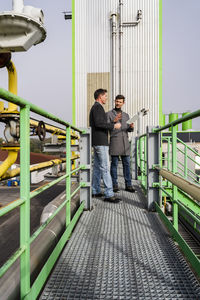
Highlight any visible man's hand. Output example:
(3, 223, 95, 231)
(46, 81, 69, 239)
(114, 113, 122, 123)
(130, 123, 134, 129)
(114, 123, 121, 129)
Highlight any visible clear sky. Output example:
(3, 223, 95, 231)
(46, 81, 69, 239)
(163, 0, 200, 129)
(0, 0, 199, 129)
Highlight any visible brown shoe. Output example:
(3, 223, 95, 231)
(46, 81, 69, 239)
(104, 196, 121, 203)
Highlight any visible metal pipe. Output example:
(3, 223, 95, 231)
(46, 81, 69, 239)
(154, 109, 200, 133)
(111, 13, 117, 106)
(0, 155, 79, 181)
(30, 119, 66, 137)
(0, 158, 65, 180)
(12, 0, 24, 12)
(122, 10, 142, 27)
(6, 61, 18, 113)
(159, 168, 200, 203)
(0, 88, 83, 133)
(0, 148, 19, 178)
(119, 0, 123, 94)
(0, 59, 19, 178)
(0, 186, 80, 300)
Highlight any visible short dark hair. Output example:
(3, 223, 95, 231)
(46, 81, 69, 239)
(115, 94, 125, 102)
(94, 89, 107, 100)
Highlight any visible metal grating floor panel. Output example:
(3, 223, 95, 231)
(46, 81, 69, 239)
(40, 181, 200, 300)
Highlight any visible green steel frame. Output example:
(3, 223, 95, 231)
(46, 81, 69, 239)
(0, 87, 90, 299)
(162, 136, 200, 184)
(137, 109, 200, 276)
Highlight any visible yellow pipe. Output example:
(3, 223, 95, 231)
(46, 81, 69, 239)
(30, 120, 78, 139)
(6, 60, 18, 113)
(0, 149, 19, 178)
(0, 60, 19, 177)
(0, 154, 80, 181)
(0, 60, 19, 175)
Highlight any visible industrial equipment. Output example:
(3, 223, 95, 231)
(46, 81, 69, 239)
(0, 0, 46, 53)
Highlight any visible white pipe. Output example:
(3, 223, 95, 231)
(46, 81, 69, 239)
(111, 13, 117, 107)
(119, 0, 123, 94)
(122, 10, 142, 26)
(12, 0, 24, 12)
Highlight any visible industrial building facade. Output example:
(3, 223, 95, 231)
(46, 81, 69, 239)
(73, 0, 162, 134)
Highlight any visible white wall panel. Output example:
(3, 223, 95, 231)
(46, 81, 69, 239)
(75, 0, 160, 133)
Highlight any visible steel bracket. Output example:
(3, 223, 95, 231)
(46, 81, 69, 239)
(146, 126, 160, 211)
(79, 128, 92, 210)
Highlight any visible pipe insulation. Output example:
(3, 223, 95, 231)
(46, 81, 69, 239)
(0, 183, 81, 300)
(159, 168, 200, 203)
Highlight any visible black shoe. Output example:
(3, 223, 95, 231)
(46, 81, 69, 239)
(104, 196, 121, 203)
(125, 186, 136, 193)
(113, 185, 119, 192)
(92, 193, 103, 198)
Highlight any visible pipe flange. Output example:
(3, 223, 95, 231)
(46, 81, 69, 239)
(0, 113, 20, 124)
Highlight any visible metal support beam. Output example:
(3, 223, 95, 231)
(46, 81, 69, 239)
(79, 128, 91, 210)
(131, 137, 137, 180)
(146, 126, 160, 210)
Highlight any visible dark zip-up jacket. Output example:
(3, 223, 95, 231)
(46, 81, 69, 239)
(89, 101, 114, 146)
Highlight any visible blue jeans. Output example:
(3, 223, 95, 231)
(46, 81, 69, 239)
(111, 155, 132, 187)
(92, 146, 114, 198)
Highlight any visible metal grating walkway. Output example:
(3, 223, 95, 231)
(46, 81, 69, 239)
(40, 182, 200, 300)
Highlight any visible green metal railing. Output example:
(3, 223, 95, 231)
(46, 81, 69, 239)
(136, 109, 200, 276)
(162, 136, 200, 184)
(0, 87, 90, 299)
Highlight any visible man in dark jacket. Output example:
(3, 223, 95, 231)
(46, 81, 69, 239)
(89, 88, 121, 202)
(107, 94, 135, 193)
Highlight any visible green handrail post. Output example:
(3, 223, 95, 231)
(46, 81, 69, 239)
(66, 126, 71, 226)
(172, 125, 178, 231)
(20, 104, 31, 298)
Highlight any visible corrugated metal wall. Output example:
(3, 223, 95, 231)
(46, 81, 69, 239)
(75, 0, 160, 134)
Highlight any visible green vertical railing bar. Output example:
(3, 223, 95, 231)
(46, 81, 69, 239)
(20, 105, 31, 299)
(172, 126, 178, 231)
(66, 126, 71, 226)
